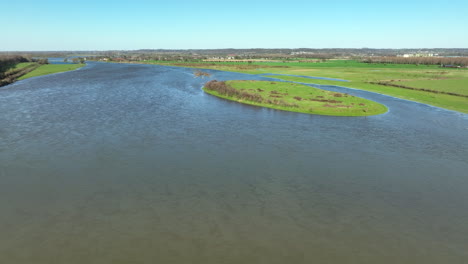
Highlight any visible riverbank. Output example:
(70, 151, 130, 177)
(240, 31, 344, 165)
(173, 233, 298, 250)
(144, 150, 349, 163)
(1, 62, 84, 87)
(0, 62, 40, 86)
(18, 64, 85, 80)
(204, 80, 388, 116)
(141, 60, 468, 113)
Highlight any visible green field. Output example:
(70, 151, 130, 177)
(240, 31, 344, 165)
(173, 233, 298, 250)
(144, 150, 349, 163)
(146, 60, 468, 113)
(18, 64, 85, 80)
(204, 80, 388, 116)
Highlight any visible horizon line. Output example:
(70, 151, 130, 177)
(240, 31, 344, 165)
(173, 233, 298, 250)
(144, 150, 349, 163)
(1, 47, 468, 52)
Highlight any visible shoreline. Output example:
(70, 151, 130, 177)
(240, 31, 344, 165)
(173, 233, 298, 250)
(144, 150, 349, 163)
(18, 63, 85, 81)
(0, 63, 85, 88)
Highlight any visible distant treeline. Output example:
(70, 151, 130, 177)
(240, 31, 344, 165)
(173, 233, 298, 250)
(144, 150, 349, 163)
(362, 57, 468, 67)
(4, 48, 468, 61)
(80, 48, 468, 57)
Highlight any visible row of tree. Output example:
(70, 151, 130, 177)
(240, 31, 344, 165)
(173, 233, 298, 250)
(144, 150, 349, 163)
(64, 57, 85, 63)
(361, 57, 468, 67)
(0, 55, 30, 76)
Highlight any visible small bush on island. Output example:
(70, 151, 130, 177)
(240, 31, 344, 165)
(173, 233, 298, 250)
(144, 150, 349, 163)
(204, 80, 265, 103)
(194, 70, 211, 77)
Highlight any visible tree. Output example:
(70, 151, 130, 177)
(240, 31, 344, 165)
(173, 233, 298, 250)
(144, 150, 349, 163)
(37, 58, 49, 64)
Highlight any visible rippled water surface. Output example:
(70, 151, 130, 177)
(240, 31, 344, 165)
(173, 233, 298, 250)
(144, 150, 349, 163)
(1, 62, 467, 263)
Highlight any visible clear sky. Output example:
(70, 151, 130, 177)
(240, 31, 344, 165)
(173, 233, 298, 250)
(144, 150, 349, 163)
(1, 0, 467, 51)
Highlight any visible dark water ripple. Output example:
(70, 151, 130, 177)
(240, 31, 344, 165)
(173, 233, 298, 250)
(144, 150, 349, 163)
(0, 62, 467, 263)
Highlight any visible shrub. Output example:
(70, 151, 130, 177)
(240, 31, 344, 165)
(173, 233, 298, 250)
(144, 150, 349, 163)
(204, 80, 263, 103)
(194, 70, 211, 77)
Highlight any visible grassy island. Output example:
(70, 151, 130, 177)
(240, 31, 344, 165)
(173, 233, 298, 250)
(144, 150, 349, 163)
(203, 80, 388, 116)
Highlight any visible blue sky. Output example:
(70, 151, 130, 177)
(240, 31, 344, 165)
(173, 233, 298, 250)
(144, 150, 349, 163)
(1, 0, 467, 50)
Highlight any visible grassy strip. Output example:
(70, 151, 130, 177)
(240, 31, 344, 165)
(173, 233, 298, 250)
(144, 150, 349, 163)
(18, 64, 85, 80)
(394, 78, 468, 96)
(203, 80, 387, 116)
(369, 81, 468, 98)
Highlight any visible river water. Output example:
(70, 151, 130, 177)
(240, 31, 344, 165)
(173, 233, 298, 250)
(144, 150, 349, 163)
(1, 62, 467, 263)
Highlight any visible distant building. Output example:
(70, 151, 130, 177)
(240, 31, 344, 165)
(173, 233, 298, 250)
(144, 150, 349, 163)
(398, 53, 437, 58)
(291, 51, 315, 55)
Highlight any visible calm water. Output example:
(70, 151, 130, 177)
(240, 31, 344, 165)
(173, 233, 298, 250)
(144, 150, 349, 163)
(1, 62, 467, 264)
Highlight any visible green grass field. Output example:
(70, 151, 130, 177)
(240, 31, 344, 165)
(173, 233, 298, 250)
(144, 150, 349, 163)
(147, 60, 468, 113)
(18, 64, 85, 80)
(204, 80, 388, 116)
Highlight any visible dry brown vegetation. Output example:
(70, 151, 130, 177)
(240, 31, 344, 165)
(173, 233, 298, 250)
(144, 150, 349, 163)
(193, 70, 211, 77)
(309, 98, 343, 103)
